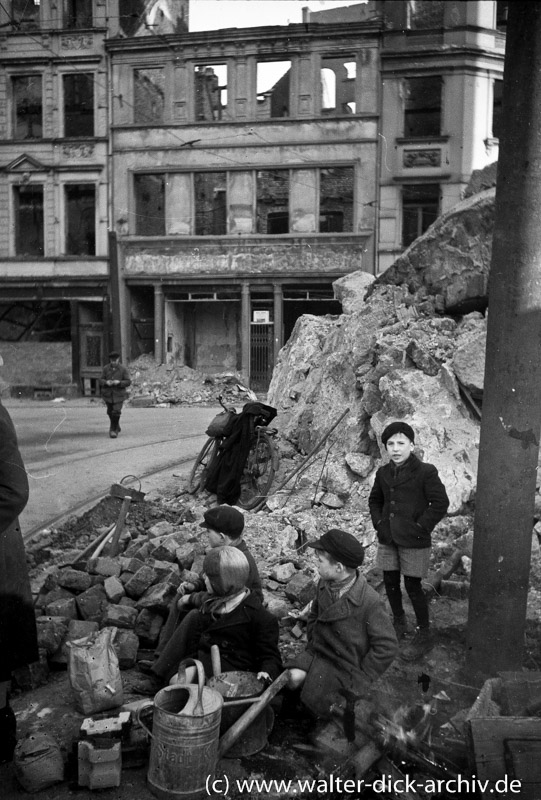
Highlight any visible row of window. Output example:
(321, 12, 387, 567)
(11, 0, 93, 30)
(134, 167, 355, 236)
(10, 177, 438, 256)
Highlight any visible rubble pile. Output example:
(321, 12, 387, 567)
(127, 354, 257, 407)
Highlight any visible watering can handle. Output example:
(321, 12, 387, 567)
(176, 658, 206, 716)
(120, 474, 142, 492)
(134, 699, 155, 738)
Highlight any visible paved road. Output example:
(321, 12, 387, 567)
(4, 399, 218, 536)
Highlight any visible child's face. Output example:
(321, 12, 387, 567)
(315, 551, 343, 582)
(385, 433, 414, 465)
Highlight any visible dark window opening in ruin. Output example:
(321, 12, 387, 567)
(12, 0, 40, 29)
(119, 0, 146, 36)
(195, 64, 228, 121)
(63, 73, 94, 137)
(65, 184, 96, 255)
(320, 167, 354, 232)
(0, 301, 71, 341)
(131, 287, 155, 358)
(134, 174, 165, 235)
(321, 58, 356, 115)
(404, 76, 442, 138)
(134, 68, 165, 124)
(13, 75, 43, 139)
(256, 61, 291, 118)
(64, 0, 93, 28)
(256, 170, 289, 234)
(194, 172, 227, 235)
(14, 184, 44, 256)
(407, 0, 444, 29)
(496, 1, 508, 31)
(402, 183, 439, 246)
(492, 79, 503, 139)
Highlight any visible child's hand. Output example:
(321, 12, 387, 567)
(177, 594, 192, 609)
(177, 581, 195, 596)
(286, 668, 307, 690)
(257, 671, 272, 685)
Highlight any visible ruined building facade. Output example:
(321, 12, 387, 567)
(0, 1, 505, 395)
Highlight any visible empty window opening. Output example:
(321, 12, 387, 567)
(402, 183, 439, 246)
(195, 64, 228, 121)
(404, 76, 442, 138)
(13, 75, 42, 139)
(14, 184, 44, 256)
(407, 0, 444, 29)
(64, 0, 93, 28)
(12, 0, 40, 29)
(194, 172, 227, 235)
(134, 68, 165, 124)
(66, 184, 96, 255)
(319, 167, 354, 232)
(492, 79, 503, 139)
(321, 57, 356, 115)
(64, 73, 94, 137)
(256, 170, 289, 234)
(496, 1, 508, 31)
(257, 61, 291, 118)
(134, 174, 165, 235)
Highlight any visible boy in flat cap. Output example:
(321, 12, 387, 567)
(287, 529, 398, 720)
(99, 351, 131, 438)
(369, 421, 449, 661)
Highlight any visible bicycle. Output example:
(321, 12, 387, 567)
(188, 396, 279, 511)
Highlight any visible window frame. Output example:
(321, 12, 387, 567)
(13, 182, 45, 257)
(11, 72, 44, 140)
(63, 181, 97, 256)
(403, 75, 443, 139)
(61, 71, 96, 139)
(401, 183, 440, 247)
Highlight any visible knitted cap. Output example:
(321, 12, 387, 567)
(308, 529, 365, 568)
(203, 546, 250, 596)
(381, 421, 415, 446)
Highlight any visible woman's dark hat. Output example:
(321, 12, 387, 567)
(381, 421, 415, 446)
(200, 505, 244, 537)
(308, 529, 365, 568)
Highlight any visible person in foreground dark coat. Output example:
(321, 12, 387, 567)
(287, 529, 398, 721)
(0, 389, 39, 763)
(368, 421, 449, 661)
(99, 351, 131, 438)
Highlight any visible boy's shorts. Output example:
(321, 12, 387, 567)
(376, 542, 430, 578)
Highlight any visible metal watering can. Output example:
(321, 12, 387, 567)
(136, 659, 288, 800)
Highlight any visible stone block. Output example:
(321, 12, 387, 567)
(147, 521, 175, 538)
(76, 584, 108, 623)
(36, 616, 69, 656)
(135, 609, 164, 648)
(284, 573, 317, 606)
(44, 596, 78, 619)
(104, 576, 125, 604)
(174, 544, 196, 570)
(102, 604, 138, 629)
(262, 592, 291, 619)
(137, 582, 177, 614)
(124, 565, 158, 599)
(87, 557, 122, 578)
(56, 567, 92, 593)
(148, 540, 178, 563)
(345, 453, 374, 479)
(119, 557, 145, 574)
(13, 649, 50, 691)
(113, 629, 139, 669)
(119, 596, 137, 608)
(270, 562, 297, 583)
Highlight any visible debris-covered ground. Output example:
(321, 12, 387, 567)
(6, 461, 541, 798)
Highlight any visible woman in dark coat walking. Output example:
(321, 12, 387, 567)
(0, 393, 39, 763)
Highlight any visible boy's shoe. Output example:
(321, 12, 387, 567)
(400, 627, 433, 662)
(392, 614, 408, 640)
(109, 428, 117, 439)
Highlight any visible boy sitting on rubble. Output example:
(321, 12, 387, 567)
(286, 529, 398, 721)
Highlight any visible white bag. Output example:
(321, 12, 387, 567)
(68, 626, 124, 714)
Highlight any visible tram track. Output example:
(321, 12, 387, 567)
(23, 433, 206, 543)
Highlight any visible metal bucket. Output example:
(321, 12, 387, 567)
(136, 660, 223, 800)
(208, 671, 273, 758)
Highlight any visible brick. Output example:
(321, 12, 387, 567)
(263, 593, 291, 619)
(57, 567, 92, 593)
(36, 616, 69, 656)
(270, 562, 297, 583)
(44, 596, 78, 619)
(137, 582, 177, 614)
(113, 629, 139, 669)
(87, 557, 122, 578)
(175, 544, 196, 570)
(119, 557, 145, 574)
(284, 573, 317, 605)
(76, 584, 108, 622)
(124, 565, 158, 599)
(135, 609, 164, 648)
(102, 604, 138, 629)
(147, 521, 175, 538)
(104, 576, 125, 604)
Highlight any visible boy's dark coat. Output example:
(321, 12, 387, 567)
(368, 454, 449, 549)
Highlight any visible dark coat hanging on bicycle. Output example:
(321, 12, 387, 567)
(205, 402, 277, 506)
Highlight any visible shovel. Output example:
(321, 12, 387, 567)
(106, 476, 146, 557)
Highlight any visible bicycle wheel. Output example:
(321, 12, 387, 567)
(237, 430, 278, 510)
(188, 437, 219, 494)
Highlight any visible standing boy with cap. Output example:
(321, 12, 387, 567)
(287, 529, 398, 720)
(99, 351, 131, 438)
(368, 421, 449, 661)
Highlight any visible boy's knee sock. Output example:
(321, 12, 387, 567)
(404, 575, 429, 629)
(383, 570, 404, 618)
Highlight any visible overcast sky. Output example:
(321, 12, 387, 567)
(189, 0, 360, 30)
